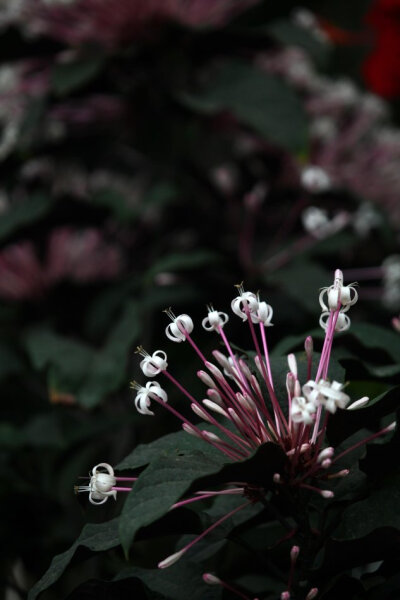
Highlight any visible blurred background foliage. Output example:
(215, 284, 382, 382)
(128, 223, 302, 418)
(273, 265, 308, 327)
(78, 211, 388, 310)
(1, 0, 400, 598)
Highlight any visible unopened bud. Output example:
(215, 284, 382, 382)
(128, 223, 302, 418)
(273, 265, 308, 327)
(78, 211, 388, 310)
(203, 573, 221, 585)
(273, 473, 281, 483)
(158, 549, 185, 569)
(306, 588, 318, 600)
(290, 545, 300, 562)
(286, 372, 296, 396)
(320, 490, 334, 499)
(321, 458, 332, 469)
(182, 423, 202, 438)
(317, 447, 334, 463)
(327, 469, 349, 479)
(347, 396, 369, 410)
(202, 399, 228, 417)
(191, 403, 212, 422)
(198, 370, 216, 389)
(288, 353, 298, 376)
(305, 336, 313, 358)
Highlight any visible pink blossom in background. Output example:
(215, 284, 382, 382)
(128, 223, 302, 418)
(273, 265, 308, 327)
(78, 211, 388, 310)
(258, 47, 400, 225)
(45, 227, 123, 284)
(0, 242, 44, 300)
(23, 0, 258, 48)
(0, 228, 123, 301)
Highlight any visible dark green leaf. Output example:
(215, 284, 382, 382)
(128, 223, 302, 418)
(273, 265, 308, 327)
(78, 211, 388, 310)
(266, 19, 331, 66)
(0, 195, 52, 242)
(28, 519, 120, 600)
(180, 60, 308, 152)
(116, 429, 221, 470)
(119, 451, 227, 554)
(51, 57, 104, 95)
(334, 472, 400, 540)
(145, 250, 220, 282)
(268, 260, 330, 313)
(350, 323, 400, 363)
(24, 301, 141, 408)
(116, 562, 221, 600)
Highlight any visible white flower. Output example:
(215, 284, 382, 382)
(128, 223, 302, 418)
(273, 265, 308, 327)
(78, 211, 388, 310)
(137, 347, 167, 377)
(302, 206, 348, 240)
(303, 379, 350, 413)
(291, 396, 316, 424)
(231, 284, 259, 321)
(319, 310, 351, 332)
(132, 381, 168, 416)
(164, 308, 194, 342)
(319, 269, 358, 312)
(251, 300, 273, 326)
(202, 306, 229, 331)
(301, 166, 331, 193)
(76, 463, 117, 505)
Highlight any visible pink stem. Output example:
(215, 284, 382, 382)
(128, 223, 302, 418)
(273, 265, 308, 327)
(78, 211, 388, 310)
(331, 423, 394, 464)
(245, 307, 288, 436)
(163, 370, 249, 455)
(259, 322, 274, 389)
(176, 500, 252, 555)
(171, 488, 244, 510)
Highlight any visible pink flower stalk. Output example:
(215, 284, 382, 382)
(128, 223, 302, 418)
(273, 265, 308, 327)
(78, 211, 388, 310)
(203, 572, 259, 600)
(257, 46, 400, 225)
(23, 0, 258, 48)
(127, 269, 395, 568)
(0, 227, 122, 300)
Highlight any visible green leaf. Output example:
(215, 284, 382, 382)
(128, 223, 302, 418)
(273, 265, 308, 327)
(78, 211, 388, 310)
(116, 430, 221, 470)
(0, 341, 23, 380)
(24, 301, 142, 408)
(28, 519, 120, 600)
(350, 323, 400, 363)
(145, 250, 220, 282)
(268, 260, 330, 313)
(51, 57, 104, 96)
(180, 60, 308, 152)
(334, 472, 400, 540)
(0, 195, 52, 242)
(77, 301, 142, 408)
(272, 328, 323, 356)
(266, 19, 331, 66)
(119, 451, 227, 554)
(115, 563, 221, 600)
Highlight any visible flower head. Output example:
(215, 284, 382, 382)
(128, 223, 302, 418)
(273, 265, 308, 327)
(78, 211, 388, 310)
(75, 462, 117, 505)
(164, 308, 194, 342)
(131, 380, 167, 415)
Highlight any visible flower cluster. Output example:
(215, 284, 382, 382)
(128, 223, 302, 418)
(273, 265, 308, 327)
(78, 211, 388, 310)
(78, 270, 395, 597)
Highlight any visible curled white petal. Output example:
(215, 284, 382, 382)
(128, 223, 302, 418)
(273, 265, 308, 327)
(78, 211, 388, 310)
(319, 311, 351, 332)
(251, 301, 273, 326)
(165, 313, 193, 342)
(202, 309, 229, 331)
(140, 349, 168, 377)
(231, 286, 259, 321)
(134, 381, 168, 416)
